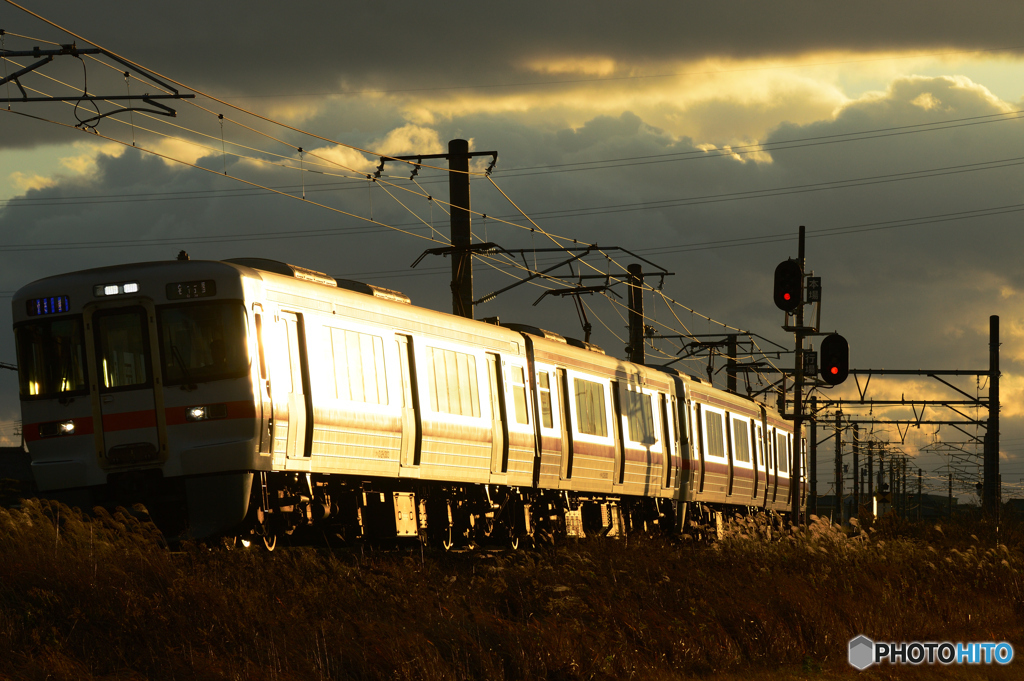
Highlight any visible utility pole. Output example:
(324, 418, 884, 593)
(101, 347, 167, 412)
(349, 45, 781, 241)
(852, 424, 860, 515)
(901, 458, 908, 518)
(918, 468, 923, 521)
(376, 139, 497, 320)
(627, 264, 645, 364)
(726, 334, 738, 394)
(948, 473, 953, 518)
(985, 315, 1000, 516)
(448, 139, 474, 319)
(889, 459, 896, 517)
(809, 396, 817, 517)
(835, 411, 843, 524)
(791, 227, 806, 527)
(867, 441, 874, 505)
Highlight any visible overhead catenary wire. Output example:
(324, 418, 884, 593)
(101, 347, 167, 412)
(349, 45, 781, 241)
(2, 0, 488, 179)
(1, 7, 1014, 409)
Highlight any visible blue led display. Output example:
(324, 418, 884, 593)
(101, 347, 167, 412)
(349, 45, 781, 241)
(26, 295, 71, 317)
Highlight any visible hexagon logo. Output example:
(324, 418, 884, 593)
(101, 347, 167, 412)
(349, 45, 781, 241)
(849, 635, 875, 670)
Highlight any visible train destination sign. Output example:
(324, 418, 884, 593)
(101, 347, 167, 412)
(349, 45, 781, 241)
(166, 280, 217, 300)
(26, 295, 70, 316)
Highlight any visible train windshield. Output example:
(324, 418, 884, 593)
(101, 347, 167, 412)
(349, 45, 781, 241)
(15, 317, 89, 399)
(158, 301, 248, 385)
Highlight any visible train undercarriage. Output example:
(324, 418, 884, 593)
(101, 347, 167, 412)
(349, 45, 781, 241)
(230, 471, 691, 551)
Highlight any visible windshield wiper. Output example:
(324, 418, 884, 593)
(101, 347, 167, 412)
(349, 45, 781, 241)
(171, 344, 197, 391)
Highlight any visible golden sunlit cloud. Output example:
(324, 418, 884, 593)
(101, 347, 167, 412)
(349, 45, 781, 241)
(8, 171, 56, 193)
(152, 137, 216, 167)
(372, 124, 445, 157)
(524, 57, 618, 77)
(58, 141, 125, 174)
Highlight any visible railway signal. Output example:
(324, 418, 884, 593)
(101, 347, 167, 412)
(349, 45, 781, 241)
(819, 333, 849, 385)
(773, 259, 802, 312)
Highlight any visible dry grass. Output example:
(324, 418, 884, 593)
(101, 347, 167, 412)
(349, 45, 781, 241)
(0, 500, 1022, 680)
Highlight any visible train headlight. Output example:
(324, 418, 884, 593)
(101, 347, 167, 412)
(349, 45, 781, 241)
(39, 419, 76, 438)
(184, 403, 228, 422)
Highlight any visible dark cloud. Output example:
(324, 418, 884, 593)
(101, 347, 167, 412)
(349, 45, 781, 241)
(0, 36, 1020, 490)
(6, 1, 1024, 98)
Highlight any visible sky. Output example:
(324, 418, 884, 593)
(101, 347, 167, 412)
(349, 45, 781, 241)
(3, 0, 1024, 504)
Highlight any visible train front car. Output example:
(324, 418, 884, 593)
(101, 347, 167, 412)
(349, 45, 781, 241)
(13, 260, 262, 538)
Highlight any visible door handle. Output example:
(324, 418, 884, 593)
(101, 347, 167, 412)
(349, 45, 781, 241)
(102, 395, 114, 403)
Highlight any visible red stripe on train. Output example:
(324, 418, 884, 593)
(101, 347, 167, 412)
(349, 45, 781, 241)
(24, 400, 257, 440)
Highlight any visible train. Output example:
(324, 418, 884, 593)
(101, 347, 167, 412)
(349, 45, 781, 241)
(12, 255, 803, 547)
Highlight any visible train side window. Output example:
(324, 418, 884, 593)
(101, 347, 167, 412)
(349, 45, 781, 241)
(537, 371, 554, 428)
(731, 417, 750, 463)
(777, 432, 789, 473)
(426, 346, 480, 417)
(750, 421, 761, 467)
(624, 388, 656, 445)
(694, 404, 703, 459)
(573, 377, 608, 437)
(273, 319, 293, 394)
(254, 314, 267, 381)
(755, 424, 764, 466)
(330, 328, 388, 405)
(510, 365, 529, 425)
(704, 410, 725, 458)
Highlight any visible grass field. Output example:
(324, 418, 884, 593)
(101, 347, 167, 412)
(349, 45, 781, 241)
(0, 498, 1021, 680)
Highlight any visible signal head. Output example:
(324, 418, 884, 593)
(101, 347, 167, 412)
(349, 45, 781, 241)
(819, 333, 849, 385)
(773, 259, 802, 312)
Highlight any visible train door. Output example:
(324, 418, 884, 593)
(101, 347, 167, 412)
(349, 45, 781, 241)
(253, 305, 272, 454)
(486, 353, 509, 474)
(725, 411, 735, 496)
(88, 303, 167, 466)
(660, 393, 675, 489)
(695, 403, 706, 493)
(749, 421, 759, 500)
(280, 312, 311, 458)
(556, 368, 573, 481)
(396, 335, 421, 468)
(759, 408, 770, 506)
(612, 381, 626, 486)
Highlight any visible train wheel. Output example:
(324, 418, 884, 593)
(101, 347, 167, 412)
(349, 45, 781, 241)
(263, 534, 277, 552)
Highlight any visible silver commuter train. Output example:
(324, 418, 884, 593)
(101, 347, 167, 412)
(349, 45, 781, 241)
(12, 257, 804, 545)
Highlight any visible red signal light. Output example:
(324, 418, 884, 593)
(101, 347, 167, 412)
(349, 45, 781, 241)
(819, 333, 849, 385)
(773, 260, 802, 312)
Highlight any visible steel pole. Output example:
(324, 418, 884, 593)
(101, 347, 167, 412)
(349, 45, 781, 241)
(448, 139, 473, 319)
